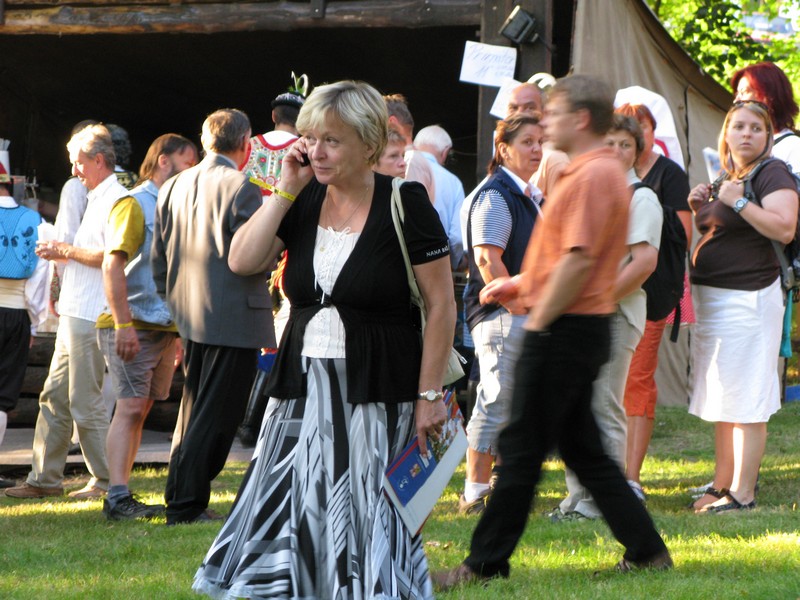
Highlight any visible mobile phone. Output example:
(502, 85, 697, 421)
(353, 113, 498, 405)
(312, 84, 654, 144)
(299, 152, 310, 167)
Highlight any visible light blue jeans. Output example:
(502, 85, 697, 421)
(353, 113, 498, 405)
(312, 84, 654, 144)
(466, 309, 526, 454)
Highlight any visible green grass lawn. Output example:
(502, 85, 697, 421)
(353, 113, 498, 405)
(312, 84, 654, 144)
(2, 404, 799, 599)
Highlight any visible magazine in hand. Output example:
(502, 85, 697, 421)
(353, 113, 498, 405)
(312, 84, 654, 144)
(383, 389, 468, 535)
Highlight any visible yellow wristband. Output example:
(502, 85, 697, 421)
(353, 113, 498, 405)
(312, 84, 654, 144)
(114, 322, 134, 330)
(272, 187, 297, 203)
(249, 177, 297, 202)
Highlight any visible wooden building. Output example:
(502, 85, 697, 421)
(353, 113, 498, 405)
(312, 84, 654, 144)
(0, 0, 572, 200)
(1, 0, 573, 424)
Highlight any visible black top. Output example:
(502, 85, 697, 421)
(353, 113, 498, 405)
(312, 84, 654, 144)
(266, 173, 450, 404)
(643, 154, 691, 213)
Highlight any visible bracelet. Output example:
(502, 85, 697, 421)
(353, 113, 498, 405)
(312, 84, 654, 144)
(114, 322, 134, 330)
(249, 177, 297, 202)
(272, 195, 292, 212)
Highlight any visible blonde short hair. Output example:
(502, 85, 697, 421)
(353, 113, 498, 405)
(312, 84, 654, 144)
(296, 81, 388, 165)
(66, 124, 115, 168)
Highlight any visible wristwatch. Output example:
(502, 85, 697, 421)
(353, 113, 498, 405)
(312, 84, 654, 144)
(733, 197, 749, 214)
(417, 389, 444, 402)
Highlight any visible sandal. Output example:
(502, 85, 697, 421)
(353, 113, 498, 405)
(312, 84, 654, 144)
(690, 486, 728, 511)
(705, 492, 756, 513)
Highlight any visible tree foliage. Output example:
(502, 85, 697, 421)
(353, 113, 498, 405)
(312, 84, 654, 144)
(647, 0, 800, 96)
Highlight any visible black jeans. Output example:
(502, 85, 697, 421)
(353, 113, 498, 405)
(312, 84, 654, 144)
(165, 341, 256, 523)
(464, 316, 667, 577)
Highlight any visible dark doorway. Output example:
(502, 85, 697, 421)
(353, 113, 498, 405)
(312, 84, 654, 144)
(0, 25, 480, 204)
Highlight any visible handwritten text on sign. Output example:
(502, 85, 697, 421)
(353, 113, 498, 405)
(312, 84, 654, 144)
(459, 41, 517, 87)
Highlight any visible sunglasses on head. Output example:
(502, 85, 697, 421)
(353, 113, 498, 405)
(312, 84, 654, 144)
(732, 99, 770, 112)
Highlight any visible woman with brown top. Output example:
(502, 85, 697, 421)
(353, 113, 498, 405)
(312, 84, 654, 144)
(688, 100, 798, 512)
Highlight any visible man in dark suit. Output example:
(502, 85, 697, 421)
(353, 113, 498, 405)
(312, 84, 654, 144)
(152, 109, 275, 525)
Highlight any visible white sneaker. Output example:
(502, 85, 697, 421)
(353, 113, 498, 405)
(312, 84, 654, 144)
(627, 480, 647, 504)
(688, 480, 714, 496)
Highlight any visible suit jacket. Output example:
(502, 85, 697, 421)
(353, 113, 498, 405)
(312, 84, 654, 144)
(151, 153, 275, 349)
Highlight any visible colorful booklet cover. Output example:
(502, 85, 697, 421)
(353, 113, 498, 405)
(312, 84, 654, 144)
(383, 389, 468, 535)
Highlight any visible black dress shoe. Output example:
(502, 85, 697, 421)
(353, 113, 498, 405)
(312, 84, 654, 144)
(166, 508, 225, 526)
(0, 476, 16, 489)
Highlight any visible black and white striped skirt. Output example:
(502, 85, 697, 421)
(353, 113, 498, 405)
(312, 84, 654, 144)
(193, 357, 434, 600)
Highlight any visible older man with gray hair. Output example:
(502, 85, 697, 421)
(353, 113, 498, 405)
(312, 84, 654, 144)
(414, 125, 466, 269)
(152, 109, 274, 525)
(7, 124, 128, 500)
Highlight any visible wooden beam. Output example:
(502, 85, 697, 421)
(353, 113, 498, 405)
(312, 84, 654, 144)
(310, 0, 326, 19)
(475, 0, 514, 181)
(516, 0, 552, 82)
(0, 0, 481, 34)
(474, 0, 554, 182)
(5, 0, 228, 4)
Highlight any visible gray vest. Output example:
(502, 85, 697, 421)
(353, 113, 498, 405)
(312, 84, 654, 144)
(123, 180, 173, 326)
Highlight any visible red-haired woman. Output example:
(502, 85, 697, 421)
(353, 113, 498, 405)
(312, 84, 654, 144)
(732, 62, 800, 173)
(615, 102, 692, 501)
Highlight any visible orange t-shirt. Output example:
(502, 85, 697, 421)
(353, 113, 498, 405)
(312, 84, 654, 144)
(519, 147, 630, 315)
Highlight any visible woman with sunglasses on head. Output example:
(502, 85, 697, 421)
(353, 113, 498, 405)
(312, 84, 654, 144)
(688, 100, 798, 513)
(732, 62, 800, 173)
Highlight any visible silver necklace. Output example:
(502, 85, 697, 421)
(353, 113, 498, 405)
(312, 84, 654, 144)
(319, 184, 370, 253)
(325, 183, 370, 231)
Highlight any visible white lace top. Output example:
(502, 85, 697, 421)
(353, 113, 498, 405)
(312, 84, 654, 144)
(301, 226, 360, 358)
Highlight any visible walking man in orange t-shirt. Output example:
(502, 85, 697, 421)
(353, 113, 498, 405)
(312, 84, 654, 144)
(433, 75, 672, 589)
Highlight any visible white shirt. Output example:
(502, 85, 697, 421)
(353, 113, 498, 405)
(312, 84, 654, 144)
(58, 173, 129, 322)
(772, 129, 800, 175)
(419, 151, 466, 268)
(618, 169, 663, 336)
(54, 177, 88, 244)
(302, 226, 360, 358)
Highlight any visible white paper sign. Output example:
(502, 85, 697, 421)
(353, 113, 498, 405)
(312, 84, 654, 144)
(459, 41, 517, 87)
(490, 77, 523, 119)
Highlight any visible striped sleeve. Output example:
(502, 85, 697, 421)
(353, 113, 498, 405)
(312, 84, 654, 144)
(470, 189, 512, 250)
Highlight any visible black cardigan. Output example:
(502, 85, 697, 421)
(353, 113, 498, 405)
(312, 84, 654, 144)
(266, 173, 450, 404)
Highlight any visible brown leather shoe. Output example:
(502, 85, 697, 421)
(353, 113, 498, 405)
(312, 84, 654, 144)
(458, 493, 488, 516)
(430, 563, 485, 592)
(67, 485, 106, 499)
(615, 549, 674, 573)
(4, 482, 64, 498)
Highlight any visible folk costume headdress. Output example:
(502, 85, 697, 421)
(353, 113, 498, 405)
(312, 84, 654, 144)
(271, 72, 310, 109)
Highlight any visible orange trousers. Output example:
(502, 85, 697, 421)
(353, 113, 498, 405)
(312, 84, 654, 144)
(622, 318, 667, 418)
